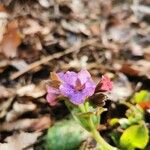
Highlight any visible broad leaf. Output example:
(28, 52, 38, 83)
(120, 123, 149, 149)
(134, 90, 150, 104)
(45, 118, 89, 150)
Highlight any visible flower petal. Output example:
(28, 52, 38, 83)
(47, 87, 60, 94)
(57, 71, 78, 87)
(46, 94, 57, 106)
(69, 92, 86, 105)
(59, 83, 74, 97)
(78, 69, 91, 85)
(83, 79, 96, 96)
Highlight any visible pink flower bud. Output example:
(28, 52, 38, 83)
(95, 75, 113, 92)
(46, 87, 60, 106)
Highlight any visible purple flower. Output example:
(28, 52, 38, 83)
(46, 87, 60, 106)
(57, 69, 96, 105)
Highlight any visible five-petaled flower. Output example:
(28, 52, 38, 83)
(95, 75, 113, 92)
(57, 69, 96, 105)
(46, 70, 113, 106)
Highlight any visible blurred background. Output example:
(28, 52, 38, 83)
(0, 0, 150, 149)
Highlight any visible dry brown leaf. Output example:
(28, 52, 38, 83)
(0, 4, 8, 43)
(144, 46, 150, 60)
(0, 116, 51, 131)
(11, 59, 28, 71)
(16, 83, 46, 98)
(23, 19, 50, 35)
(6, 101, 37, 122)
(61, 20, 91, 36)
(0, 20, 21, 58)
(107, 25, 132, 43)
(0, 86, 15, 98)
(0, 131, 42, 150)
(0, 97, 14, 118)
(90, 22, 101, 36)
(0, 59, 10, 73)
(120, 61, 150, 79)
(120, 63, 140, 76)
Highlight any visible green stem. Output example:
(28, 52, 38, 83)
(79, 104, 117, 150)
(88, 117, 117, 150)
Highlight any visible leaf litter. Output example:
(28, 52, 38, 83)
(0, 0, 150, 149)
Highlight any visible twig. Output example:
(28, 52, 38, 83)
(10, 39, 97, 80)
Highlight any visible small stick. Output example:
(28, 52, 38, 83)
(10, 39, 97, 80)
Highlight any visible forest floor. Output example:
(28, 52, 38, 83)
(0, 0, 150, 149)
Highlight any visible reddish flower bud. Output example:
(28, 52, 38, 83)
(95, 75, 113, 92)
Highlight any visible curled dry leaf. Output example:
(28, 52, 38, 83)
(0, 131, 42, 150)
(0, 116, 51, 131)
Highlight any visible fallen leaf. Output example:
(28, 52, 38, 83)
(120, 63, 140, 76)
(0, 97, 14, 118)
(0, 131, 42, 150)
(0, 116, 51, 131)
(0, 20, 21, 58)
(0, 86, 15, 98)
(16, 83, 46, 98)
(23, 19, 50, 35)
(0, 4, 8, 43)
(6, 101, 37, 122)
(61, 20, 91, 36)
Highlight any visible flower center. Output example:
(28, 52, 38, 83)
(75, 79, 85, 91)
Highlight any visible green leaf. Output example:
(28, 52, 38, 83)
(109, 131, 121, 147)
(126, 105, 144, 124)
(109, 118, 119, 126)
(120, 123, 149, 149)
(134, 90, 150, 104)
(45, 118, 89, 150)
(65, 101, 100, 131)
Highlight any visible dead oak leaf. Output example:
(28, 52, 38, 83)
(0, 131, 42, 150)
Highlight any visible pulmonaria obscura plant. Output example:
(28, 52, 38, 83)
(46, 69, 117, 150)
